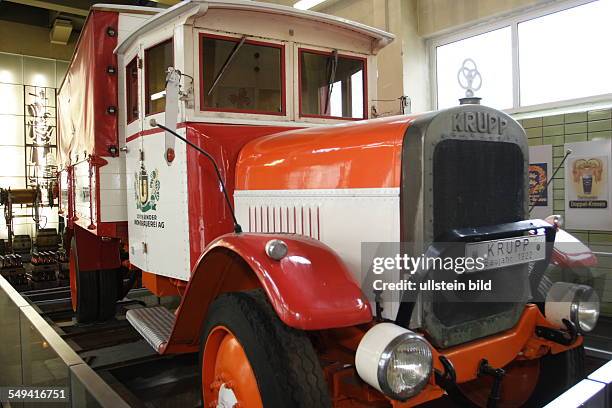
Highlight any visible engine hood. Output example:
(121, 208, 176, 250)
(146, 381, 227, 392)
(235, 116, 414, 191)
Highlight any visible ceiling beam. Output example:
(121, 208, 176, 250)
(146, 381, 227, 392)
(6, 0, 89, 16)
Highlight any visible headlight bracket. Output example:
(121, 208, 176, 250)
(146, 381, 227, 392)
(535, 318, 578, 346)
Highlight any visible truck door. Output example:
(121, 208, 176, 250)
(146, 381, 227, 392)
(125, 47, 147, 270)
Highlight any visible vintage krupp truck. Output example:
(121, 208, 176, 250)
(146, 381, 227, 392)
(57, 1, 601, 407)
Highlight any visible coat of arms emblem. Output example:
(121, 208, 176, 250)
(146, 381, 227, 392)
(135, 163, 160, 212)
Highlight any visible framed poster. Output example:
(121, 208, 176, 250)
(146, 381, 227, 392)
(565, 139, 612, 230)
(529, 145, 553, 220)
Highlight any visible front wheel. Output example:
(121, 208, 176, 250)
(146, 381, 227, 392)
(526, 345, 585, 406)
(199, 289, 331, 408)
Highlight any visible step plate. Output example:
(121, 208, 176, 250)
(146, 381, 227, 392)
(126, 306, 175, 352)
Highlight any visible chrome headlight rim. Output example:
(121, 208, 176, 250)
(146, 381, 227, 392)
(545, 281, 600, 333)
(569, 284, 600, 333)
(376, 331, 433, 401)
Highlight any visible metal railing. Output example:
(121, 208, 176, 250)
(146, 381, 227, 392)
(545, 359, 612, 407)
(0, 274, 129, 407)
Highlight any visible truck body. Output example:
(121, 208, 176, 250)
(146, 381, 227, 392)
(57, 2, 600, 407)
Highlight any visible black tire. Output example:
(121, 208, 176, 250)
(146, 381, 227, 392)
(70, 238, 98, 323)
(97, 269, 118, 321)
(525, 345, 585, 407)
(199, 289, 331, 408)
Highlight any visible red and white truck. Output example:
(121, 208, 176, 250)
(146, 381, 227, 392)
(57, 1, 600, 407)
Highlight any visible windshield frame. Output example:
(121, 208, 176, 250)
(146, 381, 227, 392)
(198, 32, 286, 116)
(297, 47, 368, 121)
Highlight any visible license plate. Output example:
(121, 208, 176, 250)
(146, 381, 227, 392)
(465, 235, 546, 271)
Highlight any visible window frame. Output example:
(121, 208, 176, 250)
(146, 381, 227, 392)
(297, 47, 368, 121)
(428, 0, 612, 113)
(144, 37, 174, 117)
(125, 56, 139, 125)
(198, 32, 286, 116)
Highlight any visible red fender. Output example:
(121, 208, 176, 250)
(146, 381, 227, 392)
(162, 233, 372, 354)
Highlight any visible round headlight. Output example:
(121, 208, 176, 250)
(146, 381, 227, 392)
(545, 282, 600, 333)
(356, 323, 433, 401)
(379, 333, 433, 400)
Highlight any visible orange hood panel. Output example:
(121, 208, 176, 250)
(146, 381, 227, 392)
(235, 116, 414, 190)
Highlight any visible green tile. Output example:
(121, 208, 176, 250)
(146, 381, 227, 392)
(525, 127, 543, 138)
(553, 146, 565, 157)
(543, 125, 564, 136)
(553, 179, 564, 189)
(589, 130, 612, 141)
(553, 189, 565, 199)
(565, 133, 587, 143)
(553, 199, 565, 211)
(588, 109, 611, 121)
(588, 119, 612, 132)
(543, 135, 565, 146)
(589, 243, 612, 253)
(553, 156, 568, 167)
(564, 112, 588, 123)
(528, 138, 542, 146)
(543, 114, 564, 126)
(598, 256, 612, 269)
(590, 233, 612, 244)
(522, 117, 543, 128)
(565, 122, 587, 134)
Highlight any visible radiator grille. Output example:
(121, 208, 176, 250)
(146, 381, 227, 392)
(426, 139, 527, 347)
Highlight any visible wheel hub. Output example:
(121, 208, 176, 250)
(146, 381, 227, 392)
(216, 383, 238, 408)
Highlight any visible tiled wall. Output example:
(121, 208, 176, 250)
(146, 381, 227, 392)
(0, 51, 69, 239)
(516, 109, 612, 315)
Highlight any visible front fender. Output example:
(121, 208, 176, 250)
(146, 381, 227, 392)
(208, 233, 372, 329)
(162, 233, 371, 353)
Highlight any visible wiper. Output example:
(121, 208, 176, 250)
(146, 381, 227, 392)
(323, 50, 338, 115)
(207, 35, 247, 96)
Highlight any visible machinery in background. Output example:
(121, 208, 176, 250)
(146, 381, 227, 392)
(0, 187, 66, 290)
(0, 187, 41, 253)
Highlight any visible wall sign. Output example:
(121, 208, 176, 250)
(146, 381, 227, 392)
(565, 139, 612, 230)
(529, 145, 553, 220)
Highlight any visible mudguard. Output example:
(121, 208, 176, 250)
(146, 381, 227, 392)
(162, 233, 372, 353)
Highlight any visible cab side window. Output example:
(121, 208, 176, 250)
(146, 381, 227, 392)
(145, 39, 173, 116)
(126, 57, 139, 124)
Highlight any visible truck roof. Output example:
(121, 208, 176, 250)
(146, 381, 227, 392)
(115, 0, 395, 56)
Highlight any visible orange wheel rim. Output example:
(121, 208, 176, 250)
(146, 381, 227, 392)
(202, 326, 263, 408)
(69, 249, 77, 312)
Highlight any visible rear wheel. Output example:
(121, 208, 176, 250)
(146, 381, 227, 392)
(69, 238, 98, 323)
(200, 289, 331, 408)
(98, 269, 118, 321)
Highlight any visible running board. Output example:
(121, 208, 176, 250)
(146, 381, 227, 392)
(126, 306, 175, 353)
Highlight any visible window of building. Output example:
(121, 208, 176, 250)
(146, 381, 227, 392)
(431, 0, 612, 111)
(126, 57, 138, 124)
(435, 27, 512, 110)
(145, 39, 173, 116)
(518, 0, 612, 106)
(200, 35, 284, 115)
(299, 50, 366, 119)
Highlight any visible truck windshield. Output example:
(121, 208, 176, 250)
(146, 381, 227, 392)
(299, 50, 365, 119)
(201, 35, 284, 115)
